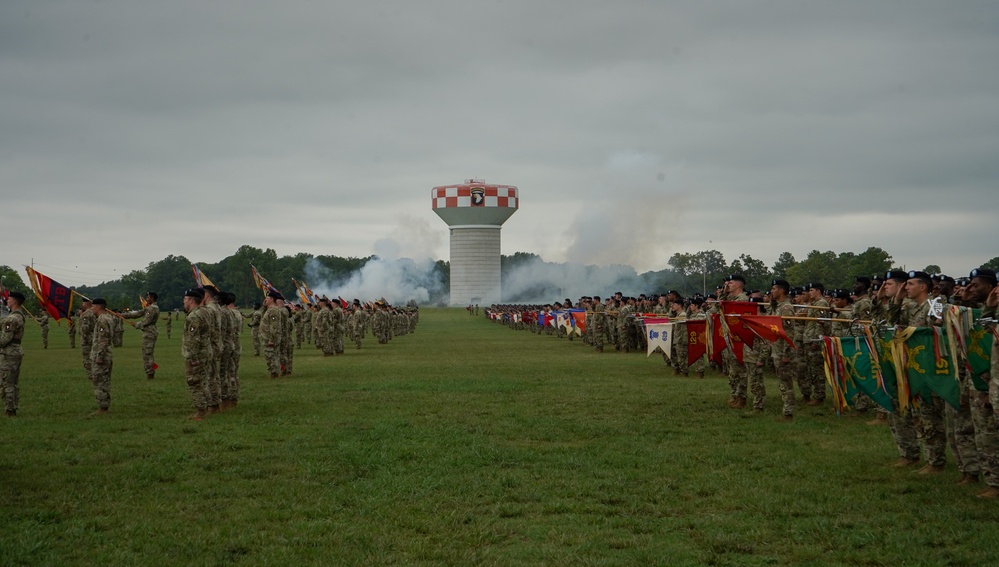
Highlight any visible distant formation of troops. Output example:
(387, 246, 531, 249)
(0, 285, 418, 422)
(485, 266, 999, 499)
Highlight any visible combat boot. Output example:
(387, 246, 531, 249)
(916, 464, 945, 475)
(188, 408, 209, 420)
(957, 473, 980, 485)
(892, 457, 920, 468)
(977, 487, 999, 499)
(778, 414, 794, 423)
(867, 413, 889, 426)
(734, 396, 747, 409)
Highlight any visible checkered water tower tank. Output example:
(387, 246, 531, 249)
(431, 179, 519, 306)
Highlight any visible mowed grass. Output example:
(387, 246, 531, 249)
(1, 308, 998, 566)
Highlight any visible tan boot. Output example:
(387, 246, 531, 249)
(734, 396, 748, 409)
(977, 487, 999, 499)
(916, 464, 946, 475)
(867, 413, 889, 426)
(892, 457, 920, 468)
(957, 473, 980, 485)
(188, 408, 209, 420)
(778, 415, 794, 423)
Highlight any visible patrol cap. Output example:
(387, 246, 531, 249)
(970, 268, 998, 284)
(7, 291, 25, 303)
(726, 274, 746, 284)
(184, 288, 205, 301)
(93, 297, 107, 306)
(885, 270, 908, 282)
(771, 279, 790, 292)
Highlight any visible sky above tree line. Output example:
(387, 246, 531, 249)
(3, 1, 997, 287)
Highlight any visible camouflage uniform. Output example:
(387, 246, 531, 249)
(293, 308, 304, 349)
(123, 302, 159, 378)
(217, 303, 234, 401)
(802, 297, 831, 402)
(205, 302, 225, 407)
(225, 306, 242, 403)
(260, 304, 284, 377)
(280, 306, 293, 374)
(36, 313, 49, 349)
(301, 306, 313, 345)
(164, 313, 172, 339)
(771, 298, 796, 417)
(887, 298, 926, 462)
(68, 314, 77, 348)
(79, 308, 96, 379)
(249, 306, 263, 355)
(182, 304, 211, 413)
(590, 303, 605, 352)
(90, 311, 115, 410)
(0, 306, 26, 415)
(111, 314, 123, 348)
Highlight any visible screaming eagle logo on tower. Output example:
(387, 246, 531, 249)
(471, 188, 485, 206)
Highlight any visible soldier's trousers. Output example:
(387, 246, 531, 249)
(81, 347, 93, 381)
(792, 343, 812, 399)
(252, 328, 261, 355)
(1, 352, 22, 413)
(224, 349, 240, 401)
(264, 346, 281, 376)
(281, 343, 293, 374)
(40, 329, 48, 349)
(91, 359, 112, 410)
(69, 330, 76, 349)
(917, 394, 947, 467)
(774, 359, 796, 416)
(890, 400, 920, 460)
(724, 350, 746, 398)
(805, 345, 826, 401)
(970, 388, 999, 487)
(141, 332, 157, 376)
(186, 360, 209, 410)
(747, 359, 766, 410)
(946, 391, 979, 475)
(206, 355, 221, 406)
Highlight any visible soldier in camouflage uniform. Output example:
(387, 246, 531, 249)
(280, 302, 293, 374)
(292, 304, 304, 349)
(78, 299, 96, 381)
(202, 286, 225, 411)
(123, 291, 159, 379)
(222, 292, 242, 409)
(182, 288, 211, 420)
(68, 310, 78, 348)
(89, 298, 115, 414)
(686, 298, 707, 378)
(301, 303, 313, 346)
(716, 274, 749, 409)
(743, 299, 767, 412)
(111, 309, 124, 348)
(247, 302, 262, 355)
(590, 296, 605, 353)
(769, 280, 796, 421)
(975, 270, 999, 497)
(331, 301, 346, 354)
(802, 282, 832, 406)
(163, 311, 172, 339)
(260, 291, 284, 378)
(882, 270, 923, 467)
(35, 311, 49, 349)
(1, 291, 27, 416)
(671, 298, 690, 376)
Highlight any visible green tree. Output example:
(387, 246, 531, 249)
(772, 252, 796, 280)
(980, 257, 999, 272)
(924, 264, 941, 275)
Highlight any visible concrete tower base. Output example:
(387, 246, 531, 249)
(449, 225, 501, 306)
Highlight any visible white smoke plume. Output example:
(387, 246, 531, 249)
(501, 255, 648, 304)
(304, 215, 447, 305)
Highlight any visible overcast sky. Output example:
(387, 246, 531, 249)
(3, 1, 997, 287)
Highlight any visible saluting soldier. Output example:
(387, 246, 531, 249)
(78, 298, 96, 380)
(123, 291, 160, 379)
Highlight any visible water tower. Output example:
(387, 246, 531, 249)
(432, 179, 519, 306)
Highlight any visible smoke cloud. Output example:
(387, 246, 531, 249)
(305, 215, 447, 305)
(501, 256, 653, 304)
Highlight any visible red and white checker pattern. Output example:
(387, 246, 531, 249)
(432, 185, 518, 208)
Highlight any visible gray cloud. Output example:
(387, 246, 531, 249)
(2, 0, 998, 286)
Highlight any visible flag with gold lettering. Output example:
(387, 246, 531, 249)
(25, 266, 75, 321)
(686, 319, 707, 366)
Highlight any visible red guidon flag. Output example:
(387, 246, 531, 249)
(25, 266, 76, 321)
(741, 315, 795, 348)
(686, 319, 707, 366)
(721, 301, 760, 363)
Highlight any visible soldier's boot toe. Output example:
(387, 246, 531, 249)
(977, 487, 999, 499)
(892, 457, 920, 468)
(957, 473, 980, 485)
(916, 464, 946, 475)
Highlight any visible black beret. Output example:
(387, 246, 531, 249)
(855, 276, 872, 285)
(806, 282, 824, 291)
(885, 270, 909, 282)
(267, 291, 284, 300)
(184, 288, 205, 301)
(93, 297, 107, 306)
(8, 291, 25, 303)
(771, 279, 790, 291)
(726, 274, 746, 283)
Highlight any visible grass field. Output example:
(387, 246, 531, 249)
(1, 308, 998, 566)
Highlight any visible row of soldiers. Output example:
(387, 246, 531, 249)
(484, 266, 999, 498)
